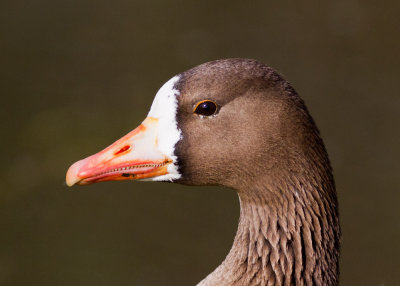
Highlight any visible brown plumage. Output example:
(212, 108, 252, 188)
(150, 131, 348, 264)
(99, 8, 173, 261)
(66, 58, 340, 285)
(175, 59, 340, 285)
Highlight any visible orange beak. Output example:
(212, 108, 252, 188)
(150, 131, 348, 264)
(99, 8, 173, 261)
(66, 117, 173, 186)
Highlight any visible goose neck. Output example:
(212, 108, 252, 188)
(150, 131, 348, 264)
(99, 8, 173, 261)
(198, 184, 339, 286)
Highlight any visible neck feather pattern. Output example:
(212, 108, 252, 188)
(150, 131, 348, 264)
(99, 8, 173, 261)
(197, 179, 339, 286)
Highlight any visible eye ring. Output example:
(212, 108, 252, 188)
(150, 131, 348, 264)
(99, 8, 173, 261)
(193, 100, 218, 116)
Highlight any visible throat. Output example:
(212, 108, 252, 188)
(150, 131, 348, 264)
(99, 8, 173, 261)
(198, 186, 340, 286)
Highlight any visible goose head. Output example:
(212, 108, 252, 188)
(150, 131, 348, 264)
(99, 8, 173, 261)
(66, 58, 340, 285)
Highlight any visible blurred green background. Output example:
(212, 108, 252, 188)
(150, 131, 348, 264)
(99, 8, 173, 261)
(1, 0, 399, 285)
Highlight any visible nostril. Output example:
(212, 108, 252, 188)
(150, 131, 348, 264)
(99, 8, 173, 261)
(115, 145, 131, 155)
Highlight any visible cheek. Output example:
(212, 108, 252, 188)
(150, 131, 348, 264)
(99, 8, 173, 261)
(178, 120, 243, 184)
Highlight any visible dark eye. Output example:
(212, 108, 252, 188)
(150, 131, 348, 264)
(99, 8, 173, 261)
(193, 100, 218, 116)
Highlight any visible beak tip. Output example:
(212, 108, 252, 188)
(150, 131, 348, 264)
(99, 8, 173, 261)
(66, 159, 86, 187)
(65, 179, 77, 187)
(65, 170, 79, 187)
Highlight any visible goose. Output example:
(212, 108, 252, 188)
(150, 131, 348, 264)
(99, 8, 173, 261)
(66, 58, 340, 286)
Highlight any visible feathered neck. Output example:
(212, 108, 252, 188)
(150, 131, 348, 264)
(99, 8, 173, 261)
(197, 175, 340, 286)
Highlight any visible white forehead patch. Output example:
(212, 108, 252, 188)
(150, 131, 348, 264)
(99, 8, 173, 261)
(145, 75, 182, 181)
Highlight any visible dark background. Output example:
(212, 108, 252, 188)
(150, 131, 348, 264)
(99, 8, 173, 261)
(1, 0, 399, 285)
